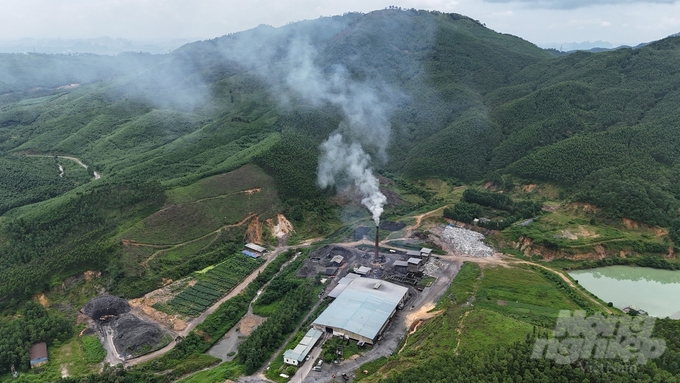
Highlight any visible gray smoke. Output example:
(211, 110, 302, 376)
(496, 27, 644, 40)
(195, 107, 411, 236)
(215, 23, 396, 224)
(317, 133, 387, 225)
(283, 39, 392, 225)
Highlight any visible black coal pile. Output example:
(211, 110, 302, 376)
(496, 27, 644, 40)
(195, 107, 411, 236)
(353, 226, 371, 240)
(311, 245, 354, 258)
(112, 314, 169, 358)
(83, 295, 130, 321)
(379, 221, 406, 231)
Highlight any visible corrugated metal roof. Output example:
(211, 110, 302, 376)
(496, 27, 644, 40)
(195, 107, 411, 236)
(30, 343, 48, 361)
(245, 243, 267, 253)
(406, 250, 421, 257)
(407, 258, 422, 264)
(393, 260, 408, 267)
(242, 250, 260, 258)
(328, 273, 361, 297)
(313, 276, 408, 341)
(284, 328, 323, 362)
(420, 247, 433, 254)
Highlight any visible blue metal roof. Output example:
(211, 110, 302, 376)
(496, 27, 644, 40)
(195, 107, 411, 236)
(241, 250, 259, 258)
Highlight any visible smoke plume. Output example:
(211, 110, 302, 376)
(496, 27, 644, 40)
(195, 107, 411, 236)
(317, 134, 387, 225)
(283, 40, 392, 225)
(216, 23, 397, 224)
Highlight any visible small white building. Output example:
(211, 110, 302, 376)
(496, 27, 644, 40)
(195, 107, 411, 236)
(354, 266, 372, 276)
(420, 247, 432, 260)
(283, 328, 324, 365)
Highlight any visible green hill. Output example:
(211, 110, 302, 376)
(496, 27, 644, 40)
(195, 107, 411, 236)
(2, 8, 680, 303)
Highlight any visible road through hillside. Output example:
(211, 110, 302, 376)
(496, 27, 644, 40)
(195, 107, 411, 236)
(21, 153, 101, 179)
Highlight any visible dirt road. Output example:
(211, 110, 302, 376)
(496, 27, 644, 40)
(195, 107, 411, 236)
(103, 326, 124, 366)
(123, 248, 284, 366)
(404, 206, 448, 238)
(22, 154, 102, 179)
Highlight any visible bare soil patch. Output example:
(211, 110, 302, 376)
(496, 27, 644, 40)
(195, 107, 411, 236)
(522, 184, 537, 193)
(36, 293, 49, 308)
(239, 314, 266, 336)
(244, 215, 263, 244)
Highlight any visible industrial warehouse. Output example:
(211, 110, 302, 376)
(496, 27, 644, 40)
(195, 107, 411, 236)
(311, 273, 409, 345)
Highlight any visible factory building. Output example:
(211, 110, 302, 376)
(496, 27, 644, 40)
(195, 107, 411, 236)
(393, 260, 408, 273)
(407, 258, 422, 273)
(312, 274, 408, 345)
(406, 250, 421, 258)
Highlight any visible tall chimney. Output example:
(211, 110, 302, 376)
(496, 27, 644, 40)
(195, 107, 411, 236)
(375, 225, 379, 259)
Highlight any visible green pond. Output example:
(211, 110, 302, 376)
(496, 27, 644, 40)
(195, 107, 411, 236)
(569, 265, 680, 319)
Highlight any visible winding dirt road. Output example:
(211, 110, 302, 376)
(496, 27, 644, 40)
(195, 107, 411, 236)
(21, 153, 102, 179)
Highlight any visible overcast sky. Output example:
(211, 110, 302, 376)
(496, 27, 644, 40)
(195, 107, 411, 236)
(1, 0, 679, 48)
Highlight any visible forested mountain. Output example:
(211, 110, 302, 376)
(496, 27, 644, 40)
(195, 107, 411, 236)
(2, 8, 680, 304)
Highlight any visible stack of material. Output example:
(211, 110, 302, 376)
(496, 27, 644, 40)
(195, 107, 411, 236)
(442, 225, 494, 257)
(112, 314, 168, 358)
(83, 295, 130, 320)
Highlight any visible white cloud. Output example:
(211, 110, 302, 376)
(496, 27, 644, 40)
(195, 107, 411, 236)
(482, 0, 679, 10)
(0, 0, 679, 49)
(491, 9, 515, 17)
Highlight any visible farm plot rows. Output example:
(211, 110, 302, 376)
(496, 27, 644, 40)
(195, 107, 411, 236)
(167, 255, 264, 316)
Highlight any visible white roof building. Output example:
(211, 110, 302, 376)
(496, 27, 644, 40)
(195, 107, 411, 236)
(313, 275, 408, 344)
(245, 243, 267, 254)
(283, 328, 324, 365)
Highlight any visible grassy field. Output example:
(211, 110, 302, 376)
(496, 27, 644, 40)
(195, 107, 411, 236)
(359, 261, 599, 382)
(457, 308, 534, 352)
(2, 335, 101, 383)
(176, 360, 244, 383)
(436, 261, 481, 308)
(120, 164, 280, 245)
(476, 266, 578, 309)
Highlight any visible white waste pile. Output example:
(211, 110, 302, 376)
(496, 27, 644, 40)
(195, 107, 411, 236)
(422, 259, 441, 276)
(442, 225, 494, 257)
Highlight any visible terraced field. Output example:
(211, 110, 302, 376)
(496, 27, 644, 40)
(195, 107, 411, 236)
(164, 254, 264, 316)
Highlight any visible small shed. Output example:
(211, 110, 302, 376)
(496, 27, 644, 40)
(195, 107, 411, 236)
(30, 343, 48, 368)
(245, 243, 267, 256)
(623, 305, 648, 316)
(355, 266, 371, 276)
(331, 255, 344, 266)
(407, 258, 422, 273)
